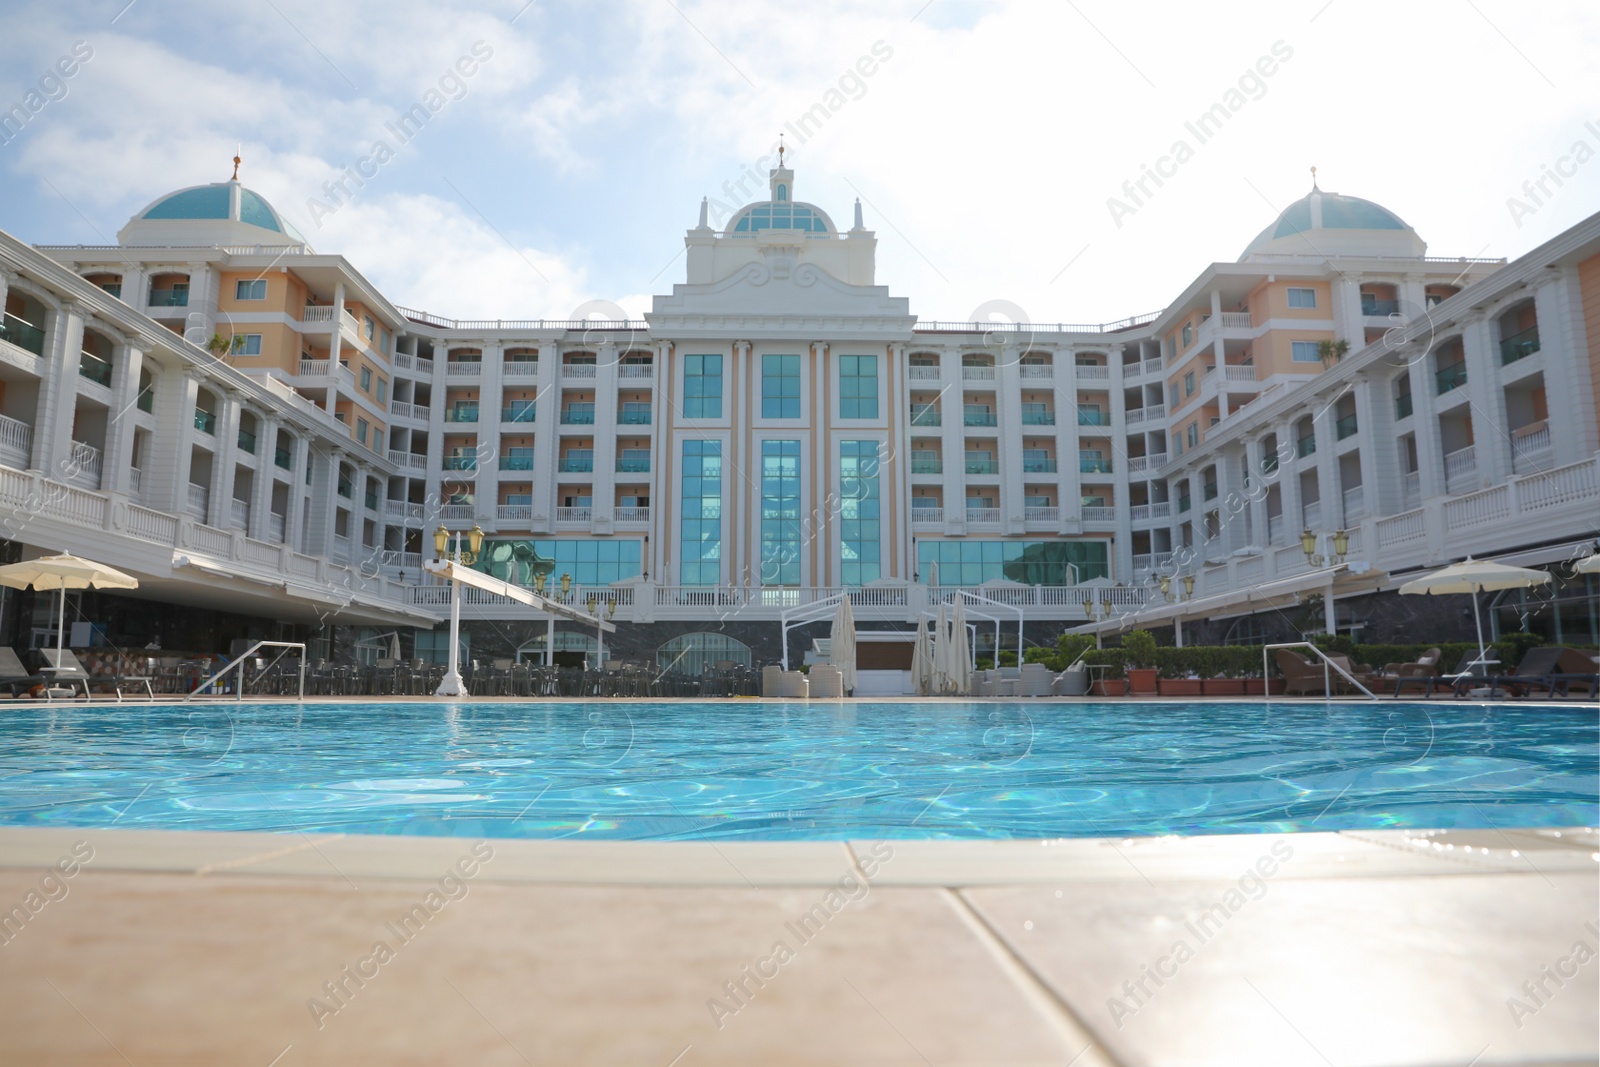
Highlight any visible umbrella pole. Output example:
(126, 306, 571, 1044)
(56, 587, 66, 659)
(1470, 588, 1487, 670)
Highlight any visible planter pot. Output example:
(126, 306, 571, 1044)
(1090, 679, 1128, 697)
(1126, 668, 1159, 695)
(1157, 678, 1204, 697)
(1201, 678, 1247, 696)
(1243, 678, 1287, 695)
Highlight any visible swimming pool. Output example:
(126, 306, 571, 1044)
(1, 701, 1594, 840)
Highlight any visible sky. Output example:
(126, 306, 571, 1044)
(0, 0, 1597, 325)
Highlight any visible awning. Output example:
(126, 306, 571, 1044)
(424, 560, 616, 631)
(1067, 563, 1387, 636)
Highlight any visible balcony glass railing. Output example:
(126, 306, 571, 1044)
(502, 455, 534, 470)
(559, 455, 594, 472)
(1021, 411, 1056, 425)
(1395, 393, 1413, 420)
(78, 351, 113, 386)
(1435, 362, 1467, 394)
(1499, 325, 1540, 364)
(1080, 458, 1111, 474)
(136, 388, 153, 413)
(443, 455, 477, 471)
(619, 408, 652, 425)
(911, 459, 942, 474)
(365, 492, 378, 510)
(1203, 482, 1217, 500)
(99, 283, 122, 298)
(616, 457, 651, 472)
(194, 410, 216, 434)
(1361, 298, 1399, 316)
(274, 446, 291, 469)
(1076, 410, 1106, 426)
(1335, 414, 1358, 440)
(1178, 496, 1191, 513)
(909, 410, 941, 426)
(237, 428, 257, 454)
(501, 403, 536, 423)
(1297, 434, 1315, 458)
(963, 412, 997, 426)
(148, 289, 189, 307)
(0, 315, 45, 356)
(1023, 459, 1058, 473)
(965, 459, 998, 474)
(445, 405, 480, 423)
(337, 479, 353, 498)
(1263, 454, 1279, 474)
(561, 406, 596, 425)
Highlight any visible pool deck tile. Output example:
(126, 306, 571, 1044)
(964, 871, 1600, 1067)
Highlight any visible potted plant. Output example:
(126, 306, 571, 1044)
(1123, 629, 1158, 695)
(1316, 338, 1350, 367)
(207, 332, 245, 360)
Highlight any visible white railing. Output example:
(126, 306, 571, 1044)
(1130, 501, 1171, 521)
(562, 363, 597, 379)
(440, 504, 474, 520)
(1511, 425, 1552, 474)
(387, 450, 427, 470)
(1075, 365, 1109, 380)
(414, 357, 434, 374)
(386, 501, 424, 520)
(1302, 500, 1321, 529)
(1444, 445, 1476, 493)
(1220, 312, 1253, 329)
(911, 508, 943, 525)
(297, 359, 332, 376)
(128, 467, 142, 495)
(1140, 357, 1163, 376)
(129, 504, 180, 544)
(497, 504, 532, 522)
(392, 351, 413, 369)
(389, 401, 427, 420)
(1024, 506, 1059, 523)
(1080, 506, 1115, 523)
(191, 523, 232, 558)
(965, 507, 1000, 523)
(502, 362, 539, 377)
(446, 361, 481, 377)
(1376, 509, 1426, 547)
(186, 482, 209, 518)
(556, 506, 592, 523)
(618, 364, 653, 379)
(0, 413, 33, 465)
(66, 441, 102, 488)
(269, 512, 286, 542)
(1128, 452, 1168, 475)
(1444, 485, 1510, 533)
(301, 306, 335, 322)
(1521, 457, 1600, 511)
(1018, 365, 1053, 379)
(961, 366, 995, 381)
(909, 365, 941, 380)
(615, 506, 651, 524)
(1341, 485, 1365, 522)
(1225, 365, 1257, 382)
(331, 534, 352, 563)
(230, 498, 249, 531)
(240, 537, 279, 567)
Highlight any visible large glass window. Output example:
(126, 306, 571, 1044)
(684, 354, 723, 418)
(839, 354, 878, 419)
(759, 440, 801, 586)
(681, 440, 722, 585)
(1287, 287, 1317, 309)
(474, 539, 642, 587)
(656, 632, 753, 676)
(917, 540, 1110, 585)
(762, 354, 801, 418)
(840, 441, 881, 586)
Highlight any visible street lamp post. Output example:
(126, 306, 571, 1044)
(433, 523, 484, 697)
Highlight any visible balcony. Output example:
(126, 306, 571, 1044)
(965, 459, 999, 475)
(230, 498, 250, 531)
(1178, 496, 1191, 513)
(1395, 393, 1413, 420)
(619, 409, 652, 425)
(0, 413, 34, 468)
(616, 456, 651, 473)
(1080, 458, 1112, 474)
(909, 409, 941, 427)
(66, 441, 102, 489)
(387, 450, 425, 471)
(1021, 411, 1055, 426)
(1435, 362, 1467, 395)
(1361, 298, 1400, 317)
(390, 401, 428, 420)
(963, 411, 997, 427)
(148, 289, 188, 307)
(616, 506, 651, 524)
(965, 507, 1000, 523)
(336, 478, 352, 499)
(503, 361, 539, 378)
(386, 500, 425, 521)
(1500, 325, 1540, 364)
(1403, 469, 1421, 509)
(186, 482, 209, 519)
(78, 351, 113, 387)
(501, 403, 536, 423)
(1076, 410, 1106, 426)
(556, 506, 593, 523)
(1297, 434, 1315, 458)
(1075, 365, 1109, 380)
(909, 365, 940, 380)
(1022, 458, 1057, 474)
(1302, 501, 1322, 530)
(445, 405, 479, 423)
(1025, 506, 1060, 523)
(911, 507, 943, 526)
(1511, 423, 1553, 474)
(1080, 506, 1115, 523)
(1129, 502, 1171, 521)
(1335, 414, 1358, 440)
(1342, 486, 1366, 523)
(275, 446, 292, 469)
(1127, 453, 1168, 475)
(561, 406, 596, 425)
(497, 504, 533, 523)
(446, 360, 482, 378)
(136, 388, 153, 414)
(0, 314, 45, 358)
(558, 455, 594, 473)
(194, 410, 216, 435)
(562, 363, 597, 379)
(269, 512, 286, 542)
(440, 504, 475, 521)
(1124, 404, 1165, 425)
(443, 455, 477, 471)
(1019, 364, 1053, 379)
(501, 454, 535, 471)
(1203, 481, 1218, 501)
(618, 364, 654, 380)
(911, 459, 942, 474)
(961, 365, 995, 381)
(1444, 445, 1476, 493)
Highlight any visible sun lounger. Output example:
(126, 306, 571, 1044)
(1450, 647, 1592, 699)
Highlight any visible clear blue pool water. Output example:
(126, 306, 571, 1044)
(0, 700, 1594, 840)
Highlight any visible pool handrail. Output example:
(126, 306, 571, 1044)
(186, 641, 306, 701)
(1263, 641, 1379, 701)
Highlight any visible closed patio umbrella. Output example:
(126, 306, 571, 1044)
(950, 594, 972, 696)
(1573, 553, 1600, 574)
(1399, 558, 1549, 671)
(0, 553, 139, 661)
(910, 613, 932, 696)
(931, 603, 951, 694)
(828, 594, 857, 694)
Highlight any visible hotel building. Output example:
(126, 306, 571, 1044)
(1, 162, 1596, 667)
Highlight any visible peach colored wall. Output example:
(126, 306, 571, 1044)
(1579, 253, 1600, 427)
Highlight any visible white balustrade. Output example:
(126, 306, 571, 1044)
(615, 506, 651, 524)
(0, 413, 33, 467)
(186, 482, 209, 518)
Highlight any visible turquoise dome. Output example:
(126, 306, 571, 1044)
(133, 182, 306, 243)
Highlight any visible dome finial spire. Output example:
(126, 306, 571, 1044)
(232, 144, 242, 182)
(1310, 164, 1318, 190)
(778, 132, 785, 166)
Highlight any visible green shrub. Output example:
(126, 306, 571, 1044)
(1122, 629, 1158, 671)
(975, 657, 994, 671)
(997, 650, 1019, 667)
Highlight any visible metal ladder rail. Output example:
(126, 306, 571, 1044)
(185, 641, 307, 701)
(1262, 641, 1379, 701)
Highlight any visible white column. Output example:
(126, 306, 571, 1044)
(1106, 344, 1129, 576)
(476, 340, 504, 529)
(996, 343, 1024, 534)
(145, 371, 201, 513)
(1277, 416, 1303, 540)
(1247, 435, 1270, 549)
(590, 340, 618, 532)
(938, 344, 963, 534)
(1054, 346, 1082, 534)
(1216, 445, 1247, 552)
(531, 341, 560, 532)
(1350, 375, 1385, 518)
(1312, 397, 1339, 531)
(209, 392, 242, 528)
(1533, 266, 1597, 462)
(1334, 273, 1364, 349)
(31, 300, 84, 476)
(1461, 312, 1508, 486)
(285, 432, 309, 551)
(250, 417, 281, 541)
(102, 339, 146, 494)
(1405, 346, 1445, 500)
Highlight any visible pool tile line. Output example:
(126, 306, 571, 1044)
(941, 886, 1124, 1067)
